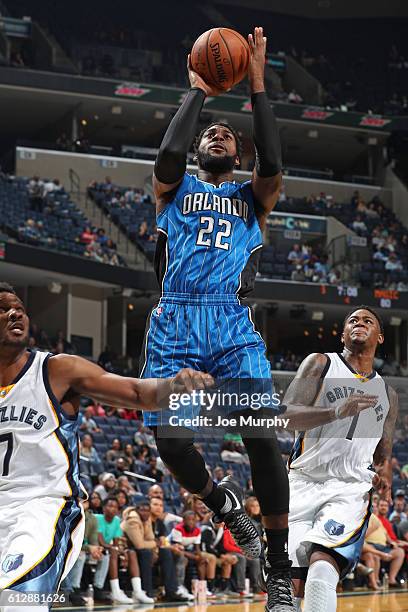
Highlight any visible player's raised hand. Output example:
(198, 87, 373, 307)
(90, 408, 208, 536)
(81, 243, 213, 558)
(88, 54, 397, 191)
(336, 394, 378, 419)
(171, 367, 214, 394)
(187, 54, 223, 97)
(248, 26, 267, 93)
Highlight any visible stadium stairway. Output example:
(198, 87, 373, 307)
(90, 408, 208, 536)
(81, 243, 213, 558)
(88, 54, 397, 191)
(75, 191, 152, 270)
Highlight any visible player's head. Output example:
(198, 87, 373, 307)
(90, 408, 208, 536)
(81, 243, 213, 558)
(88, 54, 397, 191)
(342, 306, 384, 351)
(0, 282, 29, 350)
(194, 122, 242, 174)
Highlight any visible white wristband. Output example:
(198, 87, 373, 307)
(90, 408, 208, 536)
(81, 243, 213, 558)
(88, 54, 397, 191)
(334, 405, 342, 419)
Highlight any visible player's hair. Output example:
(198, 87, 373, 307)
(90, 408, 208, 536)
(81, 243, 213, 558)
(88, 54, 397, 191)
(0, 282, 17, 296)
(343, 305, 384, 335)
(194, 122, 243, 162)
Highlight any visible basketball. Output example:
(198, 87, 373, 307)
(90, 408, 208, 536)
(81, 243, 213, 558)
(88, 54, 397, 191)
(190, 27, 250, 91)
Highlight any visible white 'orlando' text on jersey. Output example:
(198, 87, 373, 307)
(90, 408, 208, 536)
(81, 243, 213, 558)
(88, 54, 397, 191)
(0, 350, 81, 507)
(288, 352, 390, 484)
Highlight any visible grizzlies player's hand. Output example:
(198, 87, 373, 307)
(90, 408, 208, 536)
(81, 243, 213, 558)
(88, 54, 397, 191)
(187, 54, 224, 96)
(172, 368, 214, 394)
(336, 394, 378, 419)
(372, 472, 392, 503)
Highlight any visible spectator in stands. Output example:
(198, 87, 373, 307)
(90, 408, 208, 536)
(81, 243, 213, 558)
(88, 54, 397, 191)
(134, 425, 156, 449)
(244, 498, 262, 591)
(121, 503, 157, 599)
(122, 444, 136, 471)
(360, 515, 390, 590)
(62, 498, 107, 605)
(80, 434, 104, 485)
(220, 440, 249, 465)
(390, 491, 408, 524)
(288, 89, 303, 104)
(218, 526, 247, 595)
(56, 132, 71, 151)
(96, 497, 153, 604)
(89, 491, 104, 514)
(374, 499, 406, 585)
(137, 221, 152, 242)
(117, 475, 139, 500)
(106, 439, 125, 467)
(213, 466, 225, 484)
(287, 243, 303, 265)
(97, 228, 109, 246)
(134, 446, 150, 471)
(147, 499, 191, 602)
(86, 399, 106, 417)
(98, 345, 116, 370)
(81, 225, 96, 245)
(365, 503, 403, 587)
(291, 265, 305, 282)
(200, 520, 238, 595)
(352, 214, 368, 235)
(116, 490, 130, 516)
(112, 456, 130, 478)
(170, 511, 205, 594)
(27, 176, 44, 212)
(149, 490, 182, 532)
(80, 407, 102, 433)
(385, 252, 403, 271)
(94, 473, 117, 501)
(144, 456, 164, 482)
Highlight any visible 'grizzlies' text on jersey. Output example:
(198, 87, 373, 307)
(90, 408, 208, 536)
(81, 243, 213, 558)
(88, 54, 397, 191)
(154, 173, 263, 296)
(288, 352, 390, 484)
(0, 350, 81, 507)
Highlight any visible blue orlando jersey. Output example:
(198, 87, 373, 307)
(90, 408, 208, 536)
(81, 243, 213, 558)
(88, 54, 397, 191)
(154, 173, 263, 296)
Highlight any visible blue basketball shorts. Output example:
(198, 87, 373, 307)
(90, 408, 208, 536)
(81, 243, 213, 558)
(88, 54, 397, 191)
(140, 293, 276, 427)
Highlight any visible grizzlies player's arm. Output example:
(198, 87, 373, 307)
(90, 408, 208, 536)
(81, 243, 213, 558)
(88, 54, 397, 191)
(373, 385, 399, 502)
(48, 354, 212, 414)
(282, 353, 378, 430)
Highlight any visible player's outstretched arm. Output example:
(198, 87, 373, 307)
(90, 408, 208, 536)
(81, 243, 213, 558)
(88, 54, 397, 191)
(282, 353, 378, 430)
(373, 386, 399, 502)
(248, 27, 282, 227)
(153, 57, 221, 211)
(48, 354, 213, 412)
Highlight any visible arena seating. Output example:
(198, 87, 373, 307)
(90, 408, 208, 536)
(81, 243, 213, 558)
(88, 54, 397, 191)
(0, 175, 125, 264)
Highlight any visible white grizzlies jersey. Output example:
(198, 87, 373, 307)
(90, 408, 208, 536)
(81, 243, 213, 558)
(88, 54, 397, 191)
(289, 352, 390, 484)
(0, 350, 81, 507)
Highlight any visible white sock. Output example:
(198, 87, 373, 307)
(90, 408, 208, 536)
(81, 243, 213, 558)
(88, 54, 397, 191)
(110, 578, 121, 595)
(131, 576, 142, 593)
(304, 560, 338, 612)
(295, 597, 303, 611)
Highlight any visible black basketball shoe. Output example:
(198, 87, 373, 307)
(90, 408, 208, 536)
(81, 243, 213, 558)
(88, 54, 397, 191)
(260, 555, 295, 612)
(212, 476, 262, 559)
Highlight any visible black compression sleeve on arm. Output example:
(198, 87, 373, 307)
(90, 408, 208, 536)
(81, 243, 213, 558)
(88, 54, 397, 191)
(251, 91, 282, 177)
(154, 87, 206, 184)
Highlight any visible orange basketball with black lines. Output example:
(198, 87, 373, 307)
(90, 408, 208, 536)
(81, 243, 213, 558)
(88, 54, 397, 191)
(190, 28, 250, 91)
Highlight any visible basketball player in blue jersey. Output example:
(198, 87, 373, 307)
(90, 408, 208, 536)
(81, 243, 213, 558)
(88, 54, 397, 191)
(285, 307, 398, 612)
(0, 283, 210, 612)
(140, 27, 295, 610)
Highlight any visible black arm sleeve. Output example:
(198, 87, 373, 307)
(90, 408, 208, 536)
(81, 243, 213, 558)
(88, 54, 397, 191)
(251, 91, 282, 178)
(154, 87, 206, 184)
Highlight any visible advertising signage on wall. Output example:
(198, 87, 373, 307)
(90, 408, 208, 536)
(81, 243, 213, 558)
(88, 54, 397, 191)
(267, 213, 327, 234)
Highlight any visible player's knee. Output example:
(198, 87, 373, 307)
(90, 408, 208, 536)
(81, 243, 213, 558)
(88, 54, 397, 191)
(308, 559, 339, 590)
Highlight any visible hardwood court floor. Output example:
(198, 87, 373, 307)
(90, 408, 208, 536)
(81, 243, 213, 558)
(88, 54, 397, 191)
(57, 589, 408, 611)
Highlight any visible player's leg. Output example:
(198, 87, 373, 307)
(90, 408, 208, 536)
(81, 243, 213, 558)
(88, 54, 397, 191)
(301, 480, 371, 612)
(303, 548, 341, 612)
(153, 425, 262, 558)
(0, 497, 83, 610)
(211, 302, 294, 608)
